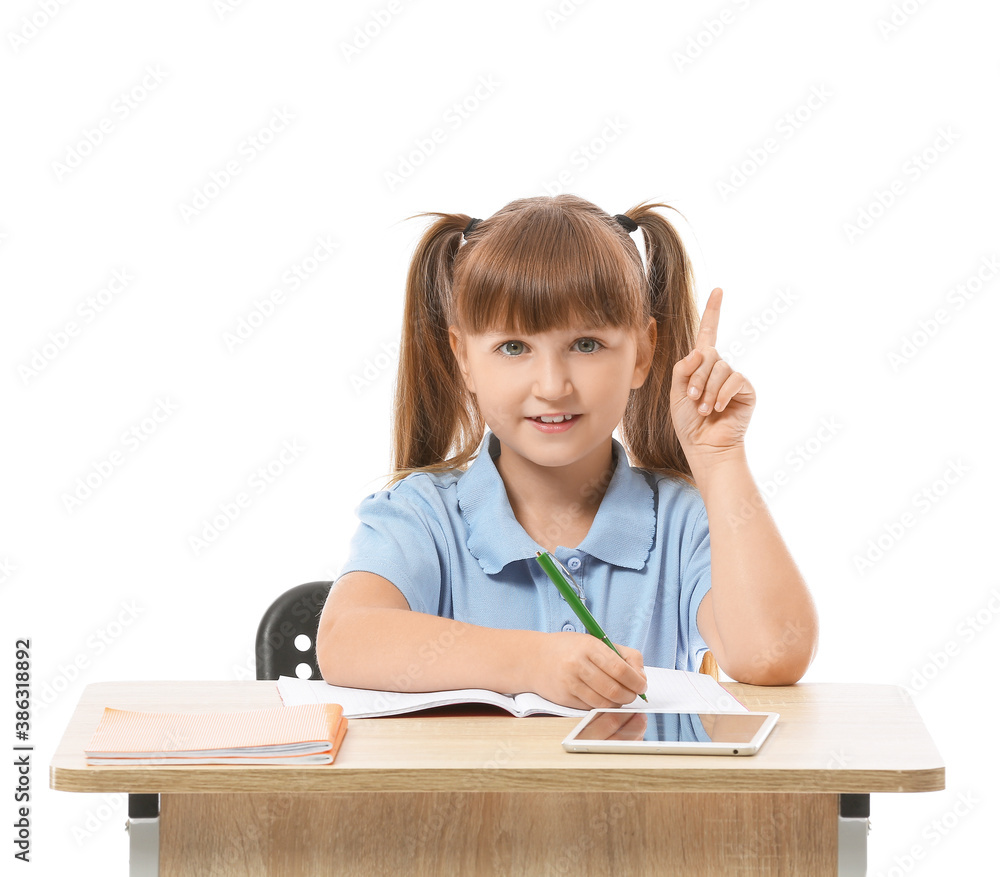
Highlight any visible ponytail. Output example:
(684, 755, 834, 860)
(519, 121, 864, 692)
(619, 201, 700, 487)
(385, 212, 484, 487)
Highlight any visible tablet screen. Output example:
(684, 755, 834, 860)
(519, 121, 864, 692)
(572, 711, 771, 745)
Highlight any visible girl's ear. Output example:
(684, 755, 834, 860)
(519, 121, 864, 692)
(631, 318, 657, 389)
(448, 326, 476, 393)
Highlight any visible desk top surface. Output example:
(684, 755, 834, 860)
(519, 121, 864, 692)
(50, 680, 945, 795)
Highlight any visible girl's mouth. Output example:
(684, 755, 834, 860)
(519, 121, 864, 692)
(527, 414, 579, 432)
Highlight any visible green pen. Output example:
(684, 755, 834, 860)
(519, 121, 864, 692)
(534, 550, 648, 702)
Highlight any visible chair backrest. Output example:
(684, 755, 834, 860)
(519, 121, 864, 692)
(255, 581, 333, 681)
(699, 650, 719, 681)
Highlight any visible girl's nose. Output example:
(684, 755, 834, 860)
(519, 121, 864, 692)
(532, 354, 573, 400)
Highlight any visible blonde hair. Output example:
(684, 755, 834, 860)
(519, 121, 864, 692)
(381, 194, 700, 489)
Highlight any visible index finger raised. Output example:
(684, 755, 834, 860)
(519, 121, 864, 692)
(695, 287, 724, 350)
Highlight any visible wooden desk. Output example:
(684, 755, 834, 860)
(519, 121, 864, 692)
(51, 681, 944, 876)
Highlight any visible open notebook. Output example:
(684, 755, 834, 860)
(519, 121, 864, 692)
(86, 703, 348, 765)
(277, 666, 745, 718)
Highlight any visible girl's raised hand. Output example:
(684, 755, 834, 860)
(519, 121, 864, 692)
(670, 287, 756, 461)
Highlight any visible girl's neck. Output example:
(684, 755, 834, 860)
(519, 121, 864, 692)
(494, 437, 617, 551)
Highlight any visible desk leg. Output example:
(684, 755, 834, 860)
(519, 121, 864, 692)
(159, 790, 839, 876)
(838, 794, 870, 877)
(126, 794, 159, 877)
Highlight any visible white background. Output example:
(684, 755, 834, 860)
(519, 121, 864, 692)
(2, 1, 997, 874)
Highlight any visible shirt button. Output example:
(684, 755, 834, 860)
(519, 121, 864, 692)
(566, 557, 582, 571)
(561, 622, 576, 632)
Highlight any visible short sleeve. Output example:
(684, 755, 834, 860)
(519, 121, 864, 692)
(336, 487, 444, 616)
(679, 502, 713, 672)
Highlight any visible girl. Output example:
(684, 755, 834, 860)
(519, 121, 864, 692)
(317, 194, 818, 710)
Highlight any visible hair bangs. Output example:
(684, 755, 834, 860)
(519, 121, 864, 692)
(452, 199, 647, 337)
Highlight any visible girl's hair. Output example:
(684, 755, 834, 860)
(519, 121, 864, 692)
(382, 194, 700, 489)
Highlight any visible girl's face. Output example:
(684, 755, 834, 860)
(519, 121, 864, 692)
(449, 318, 656, 471)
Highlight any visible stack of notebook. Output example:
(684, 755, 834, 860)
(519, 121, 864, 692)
(85, 703, 347, 765)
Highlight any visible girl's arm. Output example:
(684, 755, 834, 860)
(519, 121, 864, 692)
(691, 446, 819, 685)
(671, 288, 819, 685)
(316, 571, 648, 710)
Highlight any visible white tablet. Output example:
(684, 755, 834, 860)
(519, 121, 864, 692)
(561, 709, 779, 756)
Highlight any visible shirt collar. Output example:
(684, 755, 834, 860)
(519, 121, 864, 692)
(457, 429, 656, 575)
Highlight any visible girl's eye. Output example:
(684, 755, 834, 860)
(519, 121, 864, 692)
(497, 341, 525, 356)
(575, 338, 601, 354)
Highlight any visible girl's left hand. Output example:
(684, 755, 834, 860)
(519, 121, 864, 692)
(670, 287, 756, 461)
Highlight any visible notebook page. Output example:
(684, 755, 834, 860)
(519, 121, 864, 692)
(279, 667, 745, 717)
(511, 668, 745, 715)
(276, 676, 518, 717)
(621, 667, 747, 712)
(508, 692, 588, 717)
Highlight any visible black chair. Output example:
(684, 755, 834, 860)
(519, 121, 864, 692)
(255, 581, 333, 681)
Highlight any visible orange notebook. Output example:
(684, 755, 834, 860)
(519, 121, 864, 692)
(85, 703, 347, 765)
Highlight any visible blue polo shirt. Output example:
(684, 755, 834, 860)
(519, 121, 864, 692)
(336, 430, 712, 672)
